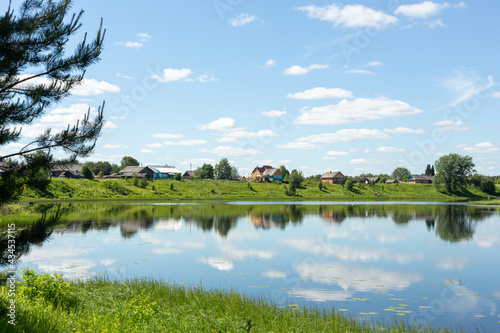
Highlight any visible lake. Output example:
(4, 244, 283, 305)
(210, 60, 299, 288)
(9, 201, 500, 331)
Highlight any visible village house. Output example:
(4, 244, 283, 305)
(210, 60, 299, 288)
(320, 171, 344, 184)
(182, 170, 194, 179)
(119, 166, 155, 180)
(249, 165, 273, 182)
(367, 177, 380, 183)
(148, 165, 182, 179)
(50, 164, 84, 179)
(407, 175, 434, 184)
(351, 177, 369, 184)
(263, 168, 283, 182)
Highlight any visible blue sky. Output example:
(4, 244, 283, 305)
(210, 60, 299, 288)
(3, 0, 500, 176)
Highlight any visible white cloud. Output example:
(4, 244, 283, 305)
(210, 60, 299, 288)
(216, 137, 239, 143)
(287, 87, 353, 100)
(223, 129, 278, 139)
(294, 97, 422, 125)
(376, 146, 406, 153)
(152, 68, 193, 83)
(326, 151, 350, 156)
(433, 120, 469, 132)
(103, 121, 118, 129)
(181, 158, 217, 166)
(198, 146, 261, 156)
(297, 4, 398, 29)
(198, 117, 235, 131)
(116, 73, 133, 80)
(115, 41, 143, 49)
(228, 13, 257, 27)
(265, 59, 276, 67)
(137, 32, 151, 42)
(366, 61, 383, 67)
(295, 129, 391, 143)
(348, 158, 385, 165)
(152, 133, 184, 139)
(40, 103, 94, 125)
(433, 120, 465, 126)
(283, 64, 329, 75)
(384, 127, 425, 134)
(103, 144, 127, 149)
(491, 92, 500, 98)
(141, 149, 154, 153)
(344, 68, 375, 75)
(163, 140, 207, 146)
(261, 270, 287, 279)
(436, 256, 470, 270)
(395, 1, 450, 19)
(442, 69, 494, 109)
(71, 79, 120, 96)
(276, 142, 322, 150)
(462, 142, 500, 154)
(262, 110, 286, 117)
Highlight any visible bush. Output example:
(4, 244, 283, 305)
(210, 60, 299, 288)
(170, 183, 174, 191)
(284, 184, 296, 196)
(81, 164, 93, 180)
(132, 174, 139, 186)
(102, 181, 131, 195)
(174, 173, 181, 181)
(344, 180, 353, 191)
(97, 171, 104, 178)
(318, 182, 323, 191)
(481, 178, 496, 195)
(140, 177, 148, 188)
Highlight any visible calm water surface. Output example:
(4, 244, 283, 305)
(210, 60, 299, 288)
(14, 202, 500, 331)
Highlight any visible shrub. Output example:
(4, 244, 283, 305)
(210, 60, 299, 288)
(97, 171, 104, 178)
(344, 180, 353, 191)
(318, 182, 323, 191)
(81, 164, 93, 180)
(140, 177, 148, 188)
(170, 183, 174, 191)
(481, 178, 496, 195)
(132, 174, 139, 186)
(102, 181, 131, 195)
(174, 173, 181, 181)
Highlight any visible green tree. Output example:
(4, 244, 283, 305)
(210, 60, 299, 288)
(120, 156, 139, 169)
(289, 170, 304, 189)
(92, 161, 112, 175)
(344, 179, 353, 191)
(97, 171, 104, 178)
(230, 166, 239, 179)
(214, 158, 231, 180)
(140, 176, 148, 188)
(279, 165, 290, 179)
(425, 164, 431, 176)
(434, 153, 475, 192)
(391, 167, 411, 182)
(132, 174, 139, 187)
(174, 173, 181, 181)
(318, 182, 323, 191)
(0, 0, 105, 204)
(194, 163, 214, 179)
(81, 164, 93, 180)
(110, 164, 120, 174)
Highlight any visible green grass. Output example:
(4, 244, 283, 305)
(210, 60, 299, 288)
(0, 269, 455, 333)
(19, 178, 497, 202)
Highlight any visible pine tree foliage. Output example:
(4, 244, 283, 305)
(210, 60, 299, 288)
(0, 0, 105, 204)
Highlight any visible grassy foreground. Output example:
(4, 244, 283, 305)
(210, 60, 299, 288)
(19, 178, 498, 202)
(0, 270, 451, 333)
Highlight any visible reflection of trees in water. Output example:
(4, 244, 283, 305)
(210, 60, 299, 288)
(434, 206, 486, 243)
(0, 209, 61, 267)
(8, 202, 496, 244)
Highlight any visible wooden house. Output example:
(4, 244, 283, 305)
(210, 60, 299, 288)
(119, 166, 155, 180)
(182, 170, 194, 179)
(148, 165, 182, 179)
(50, 164, 84, 179)
(263, 168, 283, 182)
(367, 177, 380, 183)
(249, 165, 273, 182)
(352, 177, 369, 184)
(320, 171, 344, 184)
(407, 175, 434, 184)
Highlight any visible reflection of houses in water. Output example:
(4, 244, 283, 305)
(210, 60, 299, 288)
(53, 218, 155, 238)
(250, 214, 285, 229)
(320, 211, 346, 224)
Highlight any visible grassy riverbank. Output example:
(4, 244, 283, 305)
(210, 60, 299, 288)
(0, 269, 451, 333)
(19, 178, 497, 202)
